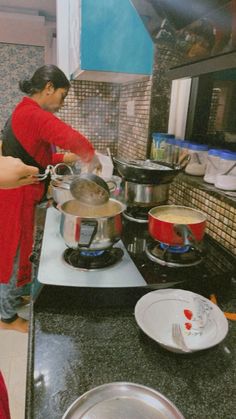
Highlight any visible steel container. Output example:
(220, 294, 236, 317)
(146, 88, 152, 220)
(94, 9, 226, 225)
(57, 199, 126, 249)
(125, 181, 169, 207)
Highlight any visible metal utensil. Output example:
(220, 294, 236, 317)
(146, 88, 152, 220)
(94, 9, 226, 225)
(222, 161, 236, 175)
(62, 382, 185, 419)
(172, 323, 191, 353)
(34, 163, 74, 181)
(69, 173, 110, 205)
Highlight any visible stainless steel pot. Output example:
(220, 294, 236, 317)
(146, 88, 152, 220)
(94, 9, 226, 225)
(124, 181, 169, 207)
(57, 199, 126, 249)
(51, 179, 73, 204)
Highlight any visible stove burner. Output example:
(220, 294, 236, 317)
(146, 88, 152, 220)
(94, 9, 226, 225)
(63, 247, 124, 270)
(145, 241, 203, 267)
(80, 250, 105, 257)
(159, 243, 190, 254)
(123, 207, 149, 223)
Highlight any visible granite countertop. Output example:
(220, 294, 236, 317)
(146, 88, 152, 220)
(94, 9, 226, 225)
(26, 279, 236, 419)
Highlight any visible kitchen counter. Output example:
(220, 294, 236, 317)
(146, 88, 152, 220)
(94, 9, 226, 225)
(26, 281, 236, 419)
(172, 172, 236, 207)
(26, 204, 236, 418)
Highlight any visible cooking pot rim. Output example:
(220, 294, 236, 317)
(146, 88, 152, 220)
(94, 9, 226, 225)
(113, 157, 178, 171)
(57, 198, 126, 219)
(148, 205, 207, 222)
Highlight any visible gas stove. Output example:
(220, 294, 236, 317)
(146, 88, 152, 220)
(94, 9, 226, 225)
(123, 206, 150, 223)
(37, 207, 146, 287)
(145, 241, 203, 268)
(37, 207, 236, 290)
(121, 218, 236, 289)
(63, 247, 124, 270)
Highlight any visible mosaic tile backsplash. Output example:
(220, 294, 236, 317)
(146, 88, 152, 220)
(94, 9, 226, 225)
(118, 77, 152, 159)
(0, 43, 44, 131)
(169, 176, 236, 256)
(58, 80, 120, 156)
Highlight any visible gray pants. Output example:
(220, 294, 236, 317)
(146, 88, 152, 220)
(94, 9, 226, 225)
(0, 251, 25, 322)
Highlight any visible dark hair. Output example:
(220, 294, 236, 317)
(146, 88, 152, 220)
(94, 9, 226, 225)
(19, 65, 71, 95)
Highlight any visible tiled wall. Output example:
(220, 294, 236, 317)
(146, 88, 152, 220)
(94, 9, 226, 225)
(58, 80, 120, 155)
(0, 43, 44, 131)
(169, 177, 236, 256)
(58, 77, 152, 160)
(57, 44, 178, 161)
(118, 77, 152, 159)
(148, 45, 178, 141)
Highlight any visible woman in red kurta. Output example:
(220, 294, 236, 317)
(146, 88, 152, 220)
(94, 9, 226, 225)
(0, 65, 101, 333)
(0, 371, 11, 419)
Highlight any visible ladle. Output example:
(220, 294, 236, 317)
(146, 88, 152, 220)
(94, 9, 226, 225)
(69, 173, 110, 205)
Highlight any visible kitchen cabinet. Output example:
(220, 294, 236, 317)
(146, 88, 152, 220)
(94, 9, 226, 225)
(56, 0, 154, 82)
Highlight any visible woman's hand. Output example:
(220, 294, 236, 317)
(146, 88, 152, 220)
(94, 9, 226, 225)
(86, 153, 102, 174)
(63, 152, 78, 164)
(0, 156, 39, 189)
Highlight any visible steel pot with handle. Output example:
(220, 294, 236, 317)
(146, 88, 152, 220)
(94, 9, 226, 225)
(57, 199, 126, 249)
(148, 205, 206, 246)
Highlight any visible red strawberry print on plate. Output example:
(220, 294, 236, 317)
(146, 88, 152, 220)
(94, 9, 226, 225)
(185, 322, 192, 330)
(184, 309, 193, 320)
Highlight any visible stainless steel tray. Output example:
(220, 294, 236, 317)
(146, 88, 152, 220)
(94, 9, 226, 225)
(62, 382, 184, 419)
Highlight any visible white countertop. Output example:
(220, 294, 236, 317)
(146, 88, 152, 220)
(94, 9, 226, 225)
(38, 207, 146, 288)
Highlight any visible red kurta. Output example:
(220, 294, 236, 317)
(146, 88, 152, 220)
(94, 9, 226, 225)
(0, 372, 10, 419)
(0, 97, 95, 286)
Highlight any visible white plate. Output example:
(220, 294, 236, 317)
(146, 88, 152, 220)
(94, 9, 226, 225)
(62, 382, 185, 419)
(135, 289, 228, 353)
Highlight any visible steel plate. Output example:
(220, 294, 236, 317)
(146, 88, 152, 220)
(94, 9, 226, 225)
(62, 382, 184, 419)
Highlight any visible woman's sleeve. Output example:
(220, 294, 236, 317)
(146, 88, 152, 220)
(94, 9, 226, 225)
(52, 153, 65, 165)
(38, 111, 95, 163)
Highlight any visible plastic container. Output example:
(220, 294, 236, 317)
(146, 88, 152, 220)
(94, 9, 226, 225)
(203, 149, 222, 184)
(185, 143, 208, 176)
(172, 139, 183, 164)
(151, 133, 175, 161)
(214, 151, 236, 191)
(178, 141, 190, 164)
(163, 137, 176, 164)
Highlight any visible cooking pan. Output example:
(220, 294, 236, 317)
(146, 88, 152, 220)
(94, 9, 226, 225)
(113, 157, 189, 184)
(57, 198, 126, 249)
(148, 205, 206, 246)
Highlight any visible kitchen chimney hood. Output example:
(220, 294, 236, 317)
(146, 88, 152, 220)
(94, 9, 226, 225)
(57, 0, 154, 83)
(131, 0, 236, 79)
(131, 0, 231, 39)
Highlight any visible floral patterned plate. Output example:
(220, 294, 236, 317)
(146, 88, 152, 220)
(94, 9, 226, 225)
(134, 289, 228, 353)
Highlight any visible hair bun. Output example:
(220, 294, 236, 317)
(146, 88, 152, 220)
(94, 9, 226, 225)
(19, 79, 33, 94)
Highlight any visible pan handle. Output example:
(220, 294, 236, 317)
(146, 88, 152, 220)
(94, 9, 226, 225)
(77, 220, 98, 248)
(33, 164, 74, 181)
(173, 224, 202, 253)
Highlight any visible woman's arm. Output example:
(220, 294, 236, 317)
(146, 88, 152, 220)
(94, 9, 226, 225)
(0, 156, 39, 188)
(38, 111, 95, 163)
(38, 112, 102, 172)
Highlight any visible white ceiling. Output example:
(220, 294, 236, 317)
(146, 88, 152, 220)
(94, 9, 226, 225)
(0, 0, 56, 21)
